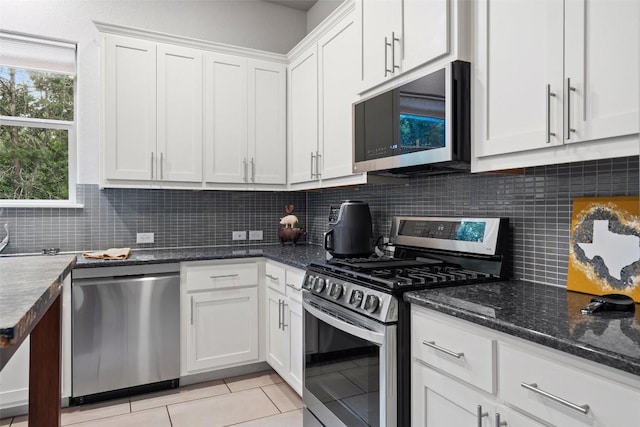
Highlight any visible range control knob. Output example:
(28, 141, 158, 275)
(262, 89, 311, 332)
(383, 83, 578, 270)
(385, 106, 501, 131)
(314, 278, 326, 292)
(363, 294, 380, 313)
(304, 275, 315, 289)
(349, 290, 364, 307)
(329, 282, 343, 299)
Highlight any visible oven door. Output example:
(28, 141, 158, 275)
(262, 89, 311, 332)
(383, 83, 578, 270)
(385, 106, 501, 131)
(302, 291, 397, 427)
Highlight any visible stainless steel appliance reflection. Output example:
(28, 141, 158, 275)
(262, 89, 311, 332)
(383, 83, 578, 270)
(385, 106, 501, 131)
(72, 265, 180, 400)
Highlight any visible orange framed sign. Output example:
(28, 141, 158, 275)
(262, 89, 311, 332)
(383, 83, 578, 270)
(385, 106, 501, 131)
(567, 196, 640, 301)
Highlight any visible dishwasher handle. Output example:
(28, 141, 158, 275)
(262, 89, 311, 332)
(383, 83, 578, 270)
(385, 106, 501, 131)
(73, 272, 179, 287)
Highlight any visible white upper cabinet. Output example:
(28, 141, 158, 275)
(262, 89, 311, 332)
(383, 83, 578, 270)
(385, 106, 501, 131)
(157, 44, 203, 183)
(104, 36, 203, 185)
(473, 0, 639, 172)
(288, 46, 319, 185)
(318, 12, 359, 181)
(564, 0, 639, 144)
(360, 0, 452, 92)
(473, 0, 564, 157)
(361, 0, 402, 90)
(204, 52, 248, 184)
(104, 35, 157, 182)
(248, 59, 287, 185)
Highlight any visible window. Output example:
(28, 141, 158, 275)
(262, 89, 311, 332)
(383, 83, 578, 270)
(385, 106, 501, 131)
(0, 32, 77, 205)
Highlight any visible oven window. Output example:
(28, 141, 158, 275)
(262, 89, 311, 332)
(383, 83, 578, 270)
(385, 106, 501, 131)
(305, 311, 380, 427)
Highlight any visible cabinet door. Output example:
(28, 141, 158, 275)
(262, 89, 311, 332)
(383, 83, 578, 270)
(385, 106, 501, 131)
(318, 12, 360, 181)
(104, 35, 156, 182)
(204, 52, 248, 184)
(266, 290, 289, 375)
(361, 0, 402, 90)
(288, 46, 319, 184)
(186, 288, 258, 372)
(474, 0, 564, 158)
(564, 0, 639, 144)
(248, 59, 286, 185)
(402, 0, 450, 73)
(157, 44, 203, 183)
(412, 362, 493, 427)
(287, 298, 303, 395)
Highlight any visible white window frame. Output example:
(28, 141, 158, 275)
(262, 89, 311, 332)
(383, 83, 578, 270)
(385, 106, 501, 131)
(0, 32, 81, 208)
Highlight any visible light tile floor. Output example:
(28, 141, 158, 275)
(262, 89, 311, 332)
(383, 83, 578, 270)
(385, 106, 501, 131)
(1, 370, 303, 427)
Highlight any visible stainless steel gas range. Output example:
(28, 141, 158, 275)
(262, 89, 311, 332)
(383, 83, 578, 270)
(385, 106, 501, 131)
(302, 216, 510, 427)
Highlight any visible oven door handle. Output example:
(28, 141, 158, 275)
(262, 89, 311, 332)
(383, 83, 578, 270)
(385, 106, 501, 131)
(303, 300, 385, 346)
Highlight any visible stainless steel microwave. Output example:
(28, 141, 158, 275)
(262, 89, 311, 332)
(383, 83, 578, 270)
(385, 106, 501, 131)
(353, 60, 470, 174)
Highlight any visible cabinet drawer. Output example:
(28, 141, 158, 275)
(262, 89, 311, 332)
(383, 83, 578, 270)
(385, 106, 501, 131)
(499, 343, 640, 426)
(184, 262, 258, 291)
(412, 307, 496, 393)
(265, 262, 286, 293)
(285, 268, 304, 303)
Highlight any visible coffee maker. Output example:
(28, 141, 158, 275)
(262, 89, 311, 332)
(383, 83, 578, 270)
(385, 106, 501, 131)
(324, 201, 374, 259)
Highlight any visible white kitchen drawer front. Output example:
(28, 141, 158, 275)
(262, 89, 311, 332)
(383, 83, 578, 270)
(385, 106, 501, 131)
(499, 342, 640, 426)
(285, 268, 304, 303)
(185, 262, 258, 291)
(412, 307, 496, 393)
(265, 262, 286, 294)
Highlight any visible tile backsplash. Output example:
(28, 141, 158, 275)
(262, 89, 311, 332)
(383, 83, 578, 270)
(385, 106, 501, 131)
(1, 156, 638, 288)
(0, 186, 306, 255)
(306, 156, 639, 287)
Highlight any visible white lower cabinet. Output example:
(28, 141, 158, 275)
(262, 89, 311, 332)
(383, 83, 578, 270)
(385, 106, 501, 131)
(264, 261, 304, 395)
(411, 305, 640, 427)
(181, 260, 260, 375)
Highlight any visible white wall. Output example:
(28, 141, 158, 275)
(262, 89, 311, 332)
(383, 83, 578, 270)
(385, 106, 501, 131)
(0, 0, 307, 184)
(307, 0, 343, 33)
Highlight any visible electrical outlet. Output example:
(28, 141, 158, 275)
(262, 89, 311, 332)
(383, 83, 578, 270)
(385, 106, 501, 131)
(249, 230, 263, 241)
(136, 232, 154, 244)
(232, 231, 247, 241)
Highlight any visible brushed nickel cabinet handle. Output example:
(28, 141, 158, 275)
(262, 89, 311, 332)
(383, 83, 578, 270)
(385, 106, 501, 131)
(160, 152, 164, 180)
(243, 158, 248, 182)
(422, 340, 464, 359)
(546, 84, 556, 143)
(391, 32, 400, 72)
(477, 405, 488, 427)
(566, 77, 576, 140)
(250, 158, 255, 182)
(495, 413, 507, 427)
(190, 296, 194, 325)
(266, 274, 280, 282)
(278, 299, 283, 330)
(310, 152, 316, 179)
(281, 301, 288, 329)
(521, 382, 590, 415)
(210, 274, 239, 279)
(316, 151, 321, 178)
(286, 283, 301, 292)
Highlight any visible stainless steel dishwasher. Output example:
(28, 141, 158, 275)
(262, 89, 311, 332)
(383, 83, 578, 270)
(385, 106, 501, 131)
(71, 264, 180, 401)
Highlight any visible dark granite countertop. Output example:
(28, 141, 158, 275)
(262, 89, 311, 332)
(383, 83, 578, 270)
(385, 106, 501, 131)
(405, 280, 640, 377)
(0, 254, 76, 352)
(74, 244, 327, 271)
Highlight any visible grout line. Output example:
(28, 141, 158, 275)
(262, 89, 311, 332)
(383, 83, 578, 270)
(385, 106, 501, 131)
(258, 385, 282, 414)
(166, 406, 174, 427)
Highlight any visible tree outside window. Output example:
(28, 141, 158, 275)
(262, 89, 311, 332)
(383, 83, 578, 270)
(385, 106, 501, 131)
(0, 67, 74, 200)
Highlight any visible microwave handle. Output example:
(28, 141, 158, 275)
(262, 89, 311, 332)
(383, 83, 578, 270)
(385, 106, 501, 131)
(323, 230, 333, 251)
(304, 298, 385, 345)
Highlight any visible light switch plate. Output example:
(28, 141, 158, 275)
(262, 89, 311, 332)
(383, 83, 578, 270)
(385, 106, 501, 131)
(136, 232, 154, 244)
(249, 230, 263, 241)
(232, 231, 247, 241)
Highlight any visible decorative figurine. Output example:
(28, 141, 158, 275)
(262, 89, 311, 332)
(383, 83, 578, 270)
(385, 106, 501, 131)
(279, 204, 305, 245)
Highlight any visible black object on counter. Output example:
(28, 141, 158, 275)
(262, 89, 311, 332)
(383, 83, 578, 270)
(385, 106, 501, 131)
(581, 294, 636, 315)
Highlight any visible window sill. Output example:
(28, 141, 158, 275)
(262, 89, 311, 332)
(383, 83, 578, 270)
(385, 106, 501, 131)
(0, 200, 84, 209)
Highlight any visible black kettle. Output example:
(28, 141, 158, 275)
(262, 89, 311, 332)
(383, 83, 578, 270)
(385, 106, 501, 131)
(324, 201, 374, 258)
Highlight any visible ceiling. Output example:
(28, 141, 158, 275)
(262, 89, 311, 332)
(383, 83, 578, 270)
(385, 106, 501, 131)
(263, 0, 318, 12)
